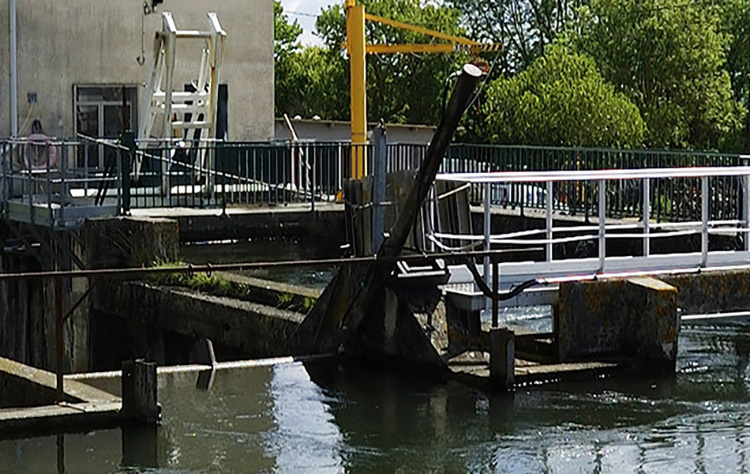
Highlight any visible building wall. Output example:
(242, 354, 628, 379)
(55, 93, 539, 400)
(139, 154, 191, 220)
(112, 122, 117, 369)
(0, 0, 273, 140)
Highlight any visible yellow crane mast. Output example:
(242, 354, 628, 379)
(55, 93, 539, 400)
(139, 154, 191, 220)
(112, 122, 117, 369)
(344, 0, 500, 178)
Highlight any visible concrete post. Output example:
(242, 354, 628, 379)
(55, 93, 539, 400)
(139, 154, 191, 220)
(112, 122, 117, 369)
(490, 328, 514, 390)
(121, 359, 159, 423)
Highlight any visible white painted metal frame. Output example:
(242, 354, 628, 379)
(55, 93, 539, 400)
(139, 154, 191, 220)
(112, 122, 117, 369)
(436, 166, 750, 307)
(136, 12, 226, 191)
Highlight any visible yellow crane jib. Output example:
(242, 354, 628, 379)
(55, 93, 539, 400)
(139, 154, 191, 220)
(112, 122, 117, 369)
(344, 0, 499, 179)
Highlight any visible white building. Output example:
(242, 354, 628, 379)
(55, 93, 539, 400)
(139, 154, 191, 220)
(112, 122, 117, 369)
(0, 0, 273, 140)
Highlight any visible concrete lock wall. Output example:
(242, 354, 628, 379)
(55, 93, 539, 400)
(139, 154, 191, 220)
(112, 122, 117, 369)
(0, 0, 273, 139)
(557, 277, 679, 368)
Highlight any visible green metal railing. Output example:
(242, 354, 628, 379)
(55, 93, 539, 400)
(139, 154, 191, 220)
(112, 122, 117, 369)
(0, 137, 745, 227)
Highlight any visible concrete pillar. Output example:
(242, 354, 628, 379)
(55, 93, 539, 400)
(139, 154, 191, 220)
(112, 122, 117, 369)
(490, 328, 514, 390)
(82, 217, 179, 269)
(557, 277, 678, 369)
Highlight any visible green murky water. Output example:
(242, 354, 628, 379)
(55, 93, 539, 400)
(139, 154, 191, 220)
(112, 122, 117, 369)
(2, 321, 750, 473)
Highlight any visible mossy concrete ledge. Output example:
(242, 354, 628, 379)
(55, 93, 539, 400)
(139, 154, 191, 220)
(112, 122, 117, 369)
(557, 277, 679, 369)
(0, 356, 120, 434)
(94, 281, 305, 358)
(82, 216, 179, 269)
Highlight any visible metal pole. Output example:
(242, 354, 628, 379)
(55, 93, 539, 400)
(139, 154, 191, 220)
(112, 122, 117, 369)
(492, 258, 499, 328)
(545, 180, 553, 262)
(744, 164, 750, 252)
(55, 277, 64, 402)
(9, 0, 18, 137)
(378, 63, 482, 259)
(643, 178, 650, 257)
(598, 179, 606, 272)
(346, 0, 367, 178)
(702, 177, 709, 267)
(483, 182, 491, 313)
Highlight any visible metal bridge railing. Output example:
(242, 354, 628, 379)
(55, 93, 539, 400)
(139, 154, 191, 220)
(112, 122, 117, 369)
(0, 137, 121, 228)
(0, 136, 745, 229)
(435, 166, 750, 292)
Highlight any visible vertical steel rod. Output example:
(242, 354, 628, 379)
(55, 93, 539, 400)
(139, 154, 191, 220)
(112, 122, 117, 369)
(702, 177, 709, 267)
(598, 180, 606, 272)
(545, 180, 553, 262)
(483, 182, 491, 312)
(643, 178, 650, 257)
(55, 277, 63, 402)
(744, 173, 750, 252)
(492, 258, 499, 328)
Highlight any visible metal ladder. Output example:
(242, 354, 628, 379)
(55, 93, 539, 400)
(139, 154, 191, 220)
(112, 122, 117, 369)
(136, 12, 226, 192)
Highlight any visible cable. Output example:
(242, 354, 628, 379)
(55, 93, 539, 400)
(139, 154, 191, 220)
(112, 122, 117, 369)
(287, 10, 320, 18)
(17, 101, 34, 135)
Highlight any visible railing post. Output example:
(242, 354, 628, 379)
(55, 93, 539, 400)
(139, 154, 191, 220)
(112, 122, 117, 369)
(743, 157, 750, 252)
(372, 124, 387, 253)
(545, 180, 553, 262)
(120, 131, 134, 215)
(643, 177, 650, 257)
(701, 176, 709, 267)
(483, 182, 491, 312)
(598, 179, 606, 272)
(311, 150, 317, 212)
(492, 257, 499, 328)
(47, 141, 54, 227)
(59, 142, 67, 227)
(55, 276, 64, 402)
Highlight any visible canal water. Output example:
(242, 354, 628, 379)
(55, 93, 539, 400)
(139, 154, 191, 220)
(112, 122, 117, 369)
(2, 320, 750, 473)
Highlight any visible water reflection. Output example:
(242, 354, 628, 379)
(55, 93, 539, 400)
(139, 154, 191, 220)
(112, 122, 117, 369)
(5, 323, 750, 472)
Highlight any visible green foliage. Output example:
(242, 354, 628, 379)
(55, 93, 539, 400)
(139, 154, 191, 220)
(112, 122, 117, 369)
(572, 0, 746, 150)
(274, 1, 304, 117)
(720, 0, 750, 150)
(149, 261, 234, 297)
(482, 43, 645, 147)
(449, 0, 587, 73)
(275, 0, 467, 125)
(275, 46, 349, 120)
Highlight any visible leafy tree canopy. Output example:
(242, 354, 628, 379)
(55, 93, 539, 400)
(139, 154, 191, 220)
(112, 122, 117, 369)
(449, 0, 586, 73)
(571, 0, 745, 150)
(275, 0, 468, 125)
(483, 43, 645, 148)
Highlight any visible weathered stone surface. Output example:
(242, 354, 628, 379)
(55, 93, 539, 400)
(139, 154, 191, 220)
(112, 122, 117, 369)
(94, 281, 304, 359)
(663, 271, 750, 315)
(557, 277, 678, 368)
(82, 217, 179, 269)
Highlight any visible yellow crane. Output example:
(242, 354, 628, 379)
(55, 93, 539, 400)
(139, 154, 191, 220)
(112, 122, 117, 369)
(345, 0, 500, 178)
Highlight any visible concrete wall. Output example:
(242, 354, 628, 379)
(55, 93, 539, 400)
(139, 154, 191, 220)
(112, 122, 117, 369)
(0, 0, 273, 139)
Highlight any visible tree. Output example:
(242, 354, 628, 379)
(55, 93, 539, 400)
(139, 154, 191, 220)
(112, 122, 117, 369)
(572, 0, 745, 150)
(482, 43, 645, 147)
(721, 0, 750, 150)
(276, 46, 350, 120)
(313, 0, 468, 125)
(274, 1, 303, 117)
(449, 0, 586, 73)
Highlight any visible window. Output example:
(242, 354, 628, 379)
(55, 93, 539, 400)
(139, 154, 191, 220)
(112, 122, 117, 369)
(74, 85, 137, 168)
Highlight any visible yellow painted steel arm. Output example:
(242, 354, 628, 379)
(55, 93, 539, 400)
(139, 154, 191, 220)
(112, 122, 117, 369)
(364, 13, 479, 46)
